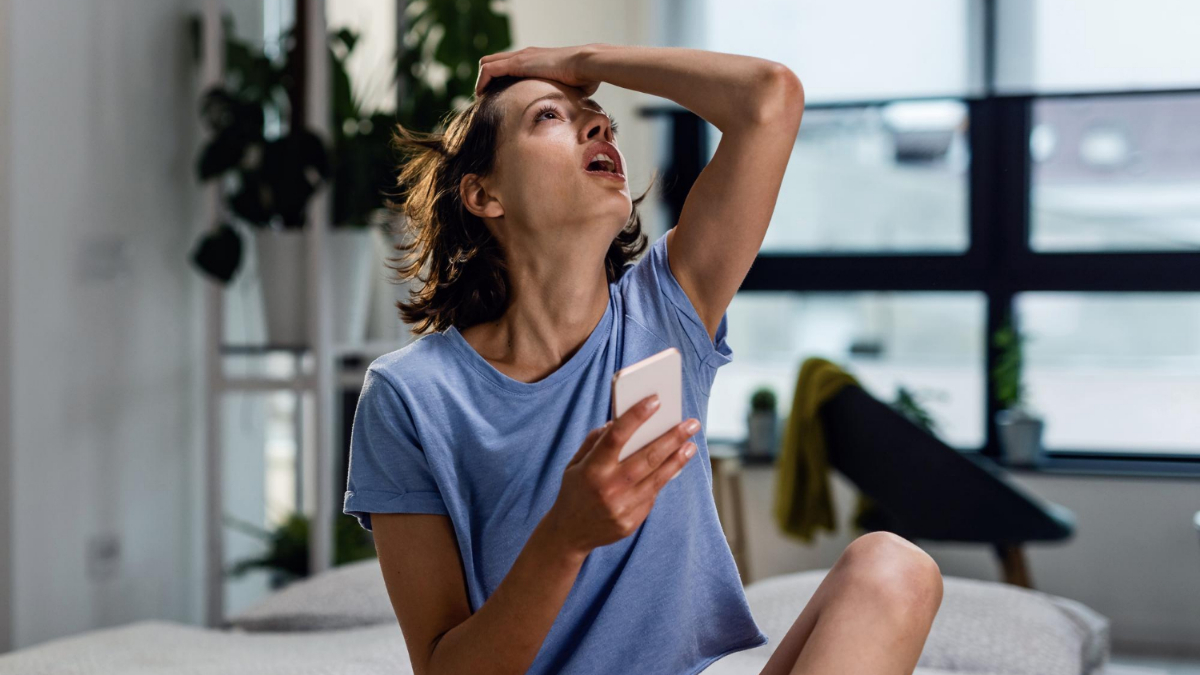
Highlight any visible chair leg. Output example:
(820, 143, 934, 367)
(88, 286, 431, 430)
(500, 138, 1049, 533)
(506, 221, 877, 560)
(994, 543, 1034, 589)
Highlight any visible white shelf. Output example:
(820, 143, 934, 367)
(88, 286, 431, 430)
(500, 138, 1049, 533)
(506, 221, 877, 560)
(199, 0, 339, 629)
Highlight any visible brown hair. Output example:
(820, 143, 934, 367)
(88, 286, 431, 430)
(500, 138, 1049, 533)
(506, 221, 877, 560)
(382, 75, 656, 336)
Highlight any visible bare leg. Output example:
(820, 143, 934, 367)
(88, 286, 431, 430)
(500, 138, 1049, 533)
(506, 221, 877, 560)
(756, 531, 944, 675)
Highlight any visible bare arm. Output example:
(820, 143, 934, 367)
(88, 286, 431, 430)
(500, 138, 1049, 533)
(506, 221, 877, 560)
(373, 512, 585, 675)
(373, 397, 700, 675)
(477, 44, 804, 342)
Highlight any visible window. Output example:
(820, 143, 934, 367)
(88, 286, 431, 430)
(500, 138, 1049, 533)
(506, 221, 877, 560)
(713, 292, 985, 449)
(1016, 293, 1200, 454)
(711, 101, 970, 253)
(1030, 94, 1200, 252)
(652, 1, 1200, 467)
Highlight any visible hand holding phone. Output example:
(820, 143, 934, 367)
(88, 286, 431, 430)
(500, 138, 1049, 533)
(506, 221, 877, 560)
(542, 372, 700, 556)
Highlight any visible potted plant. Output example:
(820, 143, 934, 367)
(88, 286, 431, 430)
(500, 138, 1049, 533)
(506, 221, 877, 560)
(224, 511, 377, 590)
(992, 316, 1046, 466)
(745, 386, 779, 459)
(192, 15, 331, 346)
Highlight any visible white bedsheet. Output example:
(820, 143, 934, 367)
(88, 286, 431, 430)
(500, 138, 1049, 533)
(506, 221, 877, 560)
(0, 620, 414, 675)
(0, 619, 996, 675)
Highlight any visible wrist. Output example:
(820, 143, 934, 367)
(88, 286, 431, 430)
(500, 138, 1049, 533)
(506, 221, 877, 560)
(534, 511, 590, 566)
(574, 43, 612, 83)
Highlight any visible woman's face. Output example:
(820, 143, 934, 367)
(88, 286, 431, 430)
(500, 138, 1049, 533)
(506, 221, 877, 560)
(469, 78, 631, 242)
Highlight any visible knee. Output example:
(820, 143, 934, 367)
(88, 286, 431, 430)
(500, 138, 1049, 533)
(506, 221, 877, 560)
(837, 531, 943, 620)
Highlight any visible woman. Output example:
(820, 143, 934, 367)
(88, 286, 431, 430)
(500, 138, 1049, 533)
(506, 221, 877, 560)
(343, 44, 943, 675)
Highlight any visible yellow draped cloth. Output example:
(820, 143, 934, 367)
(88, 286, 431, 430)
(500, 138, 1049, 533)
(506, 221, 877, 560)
(772, 357, 878, 543)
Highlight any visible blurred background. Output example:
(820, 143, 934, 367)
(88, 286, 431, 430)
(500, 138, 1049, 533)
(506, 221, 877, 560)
(0, 0, 1197, 672)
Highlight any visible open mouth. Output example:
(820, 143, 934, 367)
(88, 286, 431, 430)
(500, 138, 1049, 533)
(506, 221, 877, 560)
(582, 141, 625, 180)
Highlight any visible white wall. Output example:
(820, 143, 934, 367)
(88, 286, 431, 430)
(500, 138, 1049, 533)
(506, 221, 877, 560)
(4, 0, 206, 650)
(0, 0, 14, 655)
(738, 465, 1200, 656)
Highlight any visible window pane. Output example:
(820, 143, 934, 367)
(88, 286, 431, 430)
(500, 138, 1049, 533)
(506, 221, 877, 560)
(995, 0, 1200, 94)
(708, 101, 969, 253)
(1030, 95, 1200, 252)
(710, 292, 985, 449)
(1016, 293, 1200, 454)
(703, 0, 983, 104)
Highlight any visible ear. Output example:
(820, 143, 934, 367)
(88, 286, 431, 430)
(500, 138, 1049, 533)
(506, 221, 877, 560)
(459, 173, 505, 219)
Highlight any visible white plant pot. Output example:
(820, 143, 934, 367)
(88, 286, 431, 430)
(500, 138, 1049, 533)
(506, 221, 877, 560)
(254, 229, 308, 347)
(328, 228, 373, 346)
(996, 408, 1046, 467)
(746, 410, 778, 458)
(365, 217, 417, 344)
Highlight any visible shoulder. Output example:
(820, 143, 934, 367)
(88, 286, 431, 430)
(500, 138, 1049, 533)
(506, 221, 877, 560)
(366, 331, 457, 399)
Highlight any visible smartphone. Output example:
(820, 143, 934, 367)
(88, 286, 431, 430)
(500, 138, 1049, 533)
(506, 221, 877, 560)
(611, 347, 683, 462)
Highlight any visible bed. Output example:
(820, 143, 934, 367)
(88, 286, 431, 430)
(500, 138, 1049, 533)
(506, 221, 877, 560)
(0, 559, 1137, 674)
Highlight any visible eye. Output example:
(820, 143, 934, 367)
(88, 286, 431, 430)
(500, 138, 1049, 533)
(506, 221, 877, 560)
(534, 103, 561, 123)
(609, 117, 620, 136)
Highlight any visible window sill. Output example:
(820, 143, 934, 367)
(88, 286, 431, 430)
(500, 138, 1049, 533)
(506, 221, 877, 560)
(709, 438, 1200, 479)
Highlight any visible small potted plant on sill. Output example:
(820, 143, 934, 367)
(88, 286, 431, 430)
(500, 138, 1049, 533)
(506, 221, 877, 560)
(745, 386, 779, 459)
(992, 317, 1046, 467)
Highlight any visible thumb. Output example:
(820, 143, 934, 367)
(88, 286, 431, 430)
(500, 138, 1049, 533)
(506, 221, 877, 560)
(567, 421, 611, 468)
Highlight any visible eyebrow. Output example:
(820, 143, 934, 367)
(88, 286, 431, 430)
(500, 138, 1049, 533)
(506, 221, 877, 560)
(521, 91, 614, 124)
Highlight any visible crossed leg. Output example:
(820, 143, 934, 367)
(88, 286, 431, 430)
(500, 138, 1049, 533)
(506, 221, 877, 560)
(756, 531, 944, 675)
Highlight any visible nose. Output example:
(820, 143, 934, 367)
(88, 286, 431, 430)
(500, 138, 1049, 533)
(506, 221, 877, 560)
(584, 112, 614, 143)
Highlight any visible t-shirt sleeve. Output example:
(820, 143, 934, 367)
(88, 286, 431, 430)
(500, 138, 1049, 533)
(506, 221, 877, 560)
(343, 366, 448, 531)
(617, 229, 735, 397)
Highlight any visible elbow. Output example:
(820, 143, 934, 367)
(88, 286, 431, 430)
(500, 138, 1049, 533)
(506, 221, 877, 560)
(749, 62, 805, 126)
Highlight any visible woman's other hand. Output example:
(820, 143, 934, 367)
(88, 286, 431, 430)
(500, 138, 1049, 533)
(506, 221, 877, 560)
(475, 45, 603, 96)
(541, 395, 699, 557)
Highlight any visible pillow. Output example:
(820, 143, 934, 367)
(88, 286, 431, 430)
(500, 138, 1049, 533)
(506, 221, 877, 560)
(225, 558, 396, 632)
(740, 569, 1110, 675)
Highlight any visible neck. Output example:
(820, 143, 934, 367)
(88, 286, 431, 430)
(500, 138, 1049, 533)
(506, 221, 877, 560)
(459, 229, 613, 384)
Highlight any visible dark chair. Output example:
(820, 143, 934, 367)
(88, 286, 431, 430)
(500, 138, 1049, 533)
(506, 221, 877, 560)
(818, 384, 1075, 588)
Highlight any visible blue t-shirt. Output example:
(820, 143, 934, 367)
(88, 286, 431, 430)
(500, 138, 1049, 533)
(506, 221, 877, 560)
(343, 228, 768, 674)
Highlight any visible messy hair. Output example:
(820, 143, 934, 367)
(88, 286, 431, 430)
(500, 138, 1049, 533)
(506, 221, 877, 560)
(382, 75, 656, 336)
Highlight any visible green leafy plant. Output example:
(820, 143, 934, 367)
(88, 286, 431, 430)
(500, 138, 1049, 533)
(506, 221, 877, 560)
(224, 512, 377, 588)
(328, 2, 513, 227)
(750, 387, 777, 413)
(328, 27, 399, 229)
(992, 316, 1028, 411)
(190, 15, 331, 284)
(890, 386, 941, 436)
(395, 0, 512, 135)
(189, 4, 513, 282)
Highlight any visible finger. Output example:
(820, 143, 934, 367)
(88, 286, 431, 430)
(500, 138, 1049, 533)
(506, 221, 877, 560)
(567, 422, 610, 468)
(588, 394, 660, 466)
(617, 418, 700, 485)
(635, 441, 696, 501)
(479, 49, 518, 66)
(475, 60, 509, 96)
(475, 55, 523, 95)
(474, 62, 493, 96)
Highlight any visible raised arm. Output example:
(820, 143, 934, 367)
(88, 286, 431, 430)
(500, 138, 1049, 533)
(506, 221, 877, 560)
(476, 44, 803, 341)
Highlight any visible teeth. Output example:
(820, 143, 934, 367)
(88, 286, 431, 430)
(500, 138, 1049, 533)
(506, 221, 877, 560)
(589, 153, 616, 172)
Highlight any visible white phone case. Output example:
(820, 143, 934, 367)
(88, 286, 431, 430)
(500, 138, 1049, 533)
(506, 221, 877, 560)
(611, 347, 683, 461)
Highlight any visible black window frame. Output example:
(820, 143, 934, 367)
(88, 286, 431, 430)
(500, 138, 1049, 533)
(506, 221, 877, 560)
(638, 10, 1200, 478)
